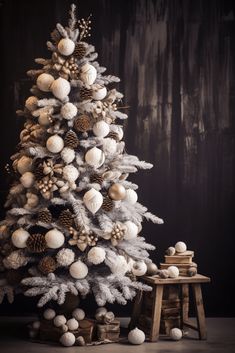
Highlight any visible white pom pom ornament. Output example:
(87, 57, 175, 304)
(45, 229, 65, 249)
(85, 147, 105, 168)
(25, 96, 38, 111)
(72, 308, 85, 321)
(11, 228, 30, 248)
(37, 73, 54, 92)
(93, 121, 110, 137)
(109, 255, 128, 275)
(102, 138, 117, 155)
(61, 102, 77, 120)
(58, 38, 75, 56)
(168, 266, 179, 278)
(61, 147, 75, 164)
(92, 84, 107, 100)
(43, 308, 56, 320)
(60, 332, 76, 347)
(170, 327, 183, 341)
(80, 63, 97, 85)
(83, 188, 103, 214)
(67, 318, 79, 331)
(69, 260, 88, 279)
(87, 247, 106, 265)
(17, 156, 33, 175)
(54, 315, 67, 327)
(46, 135, 64, 153)
(125, 189, 138, 204)
(124, 221, 138, 240)
(51, 77, 70, 100)
(63, 165, 79, 182)
(175, 241, 187, 253)
(20, 172, 35, 188)
(128, 328, 145, 345)
(132, 261, 147, 276)
(56, 248, 75, 267)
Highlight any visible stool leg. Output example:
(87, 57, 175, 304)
(150, 284, 163, 342)
(192, 283, 207, 340)
(181, 284, 189, 328)
(129, 289, 143, 330)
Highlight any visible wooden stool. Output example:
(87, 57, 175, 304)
(129, 274, 210, 341)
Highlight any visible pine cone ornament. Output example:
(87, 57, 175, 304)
(107, 131, 119, 141)
(34, 165, 44, 181)
(38, 208, 52, 223)
(64, 130, 79, 148)
(74, 115, 91, 132)
(26, 233, 47, 253)
(102, 196, 114, 212)
(59, 209, 74, 228)
(74, 42, 86, 59)
(90, 173, 104, 185)
(80, 87, 92, 101)
(38, 256, 56, 274)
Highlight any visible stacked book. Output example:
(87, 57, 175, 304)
(160, 250, 197, 276)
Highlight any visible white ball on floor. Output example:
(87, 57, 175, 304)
(46, 134, 64, 153)
(51, 77, 70, 100)
(20, 172, 35, 188)
(170, 327, 182, 341)
(58, 38, 75, 56)
(45, 229, 65, 249)
(61, 102, 77, 120)
(43, 308, 56, 320)
(72, 308, 85, 321)
(124, 221, 138, 240)
(124, 189, 138, 204)
(54, 315, 67, 327)
(128, 327, 145, 345)
(168, 265, 179, 278)
(87, 247, 106, 265)
(132, 261, 147, 276)
(93, 120, 110, 137)
(60, 332, 76, 347)
(69, 260, 88, 279)
(175, 241, 187, 253)
(67, 318, 79, 331)
(32, 321, 40, 330)
(11, 228, 30, 248)
(37, 73, 54, 92)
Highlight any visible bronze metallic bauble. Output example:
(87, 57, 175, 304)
(146, 262, 158, 276)
(108, 183, 126, 200)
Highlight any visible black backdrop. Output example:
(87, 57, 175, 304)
(0, 0, 235, 317)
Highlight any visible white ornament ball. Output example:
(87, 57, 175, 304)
(85, 147, 105, 168)
(58, 38, 75, 56)
(56, 248, 75, 267)
(168, 266, 179, 278)
(32, 321, 41, 330)
(170, 328, 183, 341)
(124, 221, 138, 240)
(60, 332, 76, 347)
(67, 318, 79, 331)
(110, 255, 128, 276)
(83, 188, 103, 214)
(11, 228, 30, 248)
(69, 261, 88, 279)
(125, 189, 138, 204)
(72, 308, 85, 321)
(102, 138, 117, 155)
(87, 247, 106, 265)
(93, 121, 110, 138)
(37, 73, 54, 92)
(175, 241, 187, 253)
(43, 308, 56, 320)
(54, 315, 67, 327)
(46, 134, 64, 153)
(61, 102, 77, 120)
(61, 147, 75, 164)
(51, 77, 70, 100)
(25, 96, 38, 111)
(45, 229, 65, 249)
(132, 261, 147, 276)
(17, 156, 33, 175)
(61, 324, 68, 333)
(25, 192, 39, 209)
(20, 172, 35, 188)
(63, 165, 79, 182)
(110, 125, 124, 140)
(128, 328, 145, 345)
(38, 112, 51, 126)
(80, 63, 97, 85)
(92, 84, 107, 100)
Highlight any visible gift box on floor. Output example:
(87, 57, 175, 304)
(96, 319, 120, 341)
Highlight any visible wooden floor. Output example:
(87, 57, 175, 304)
(0, 317, 234, 352)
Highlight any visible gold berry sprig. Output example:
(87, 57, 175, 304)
(78, 15, 92, 40)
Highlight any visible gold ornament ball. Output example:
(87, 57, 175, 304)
(146, 262, 158, 276)
(108, 183, 126, 200)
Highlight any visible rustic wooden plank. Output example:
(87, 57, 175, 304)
(144, 274, 211, 285)
(150, 285, 163, 341)
(181, 283, 189, 327)
(192, 283, 207, 339)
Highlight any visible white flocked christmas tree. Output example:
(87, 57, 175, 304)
(0, 4, 163, 309)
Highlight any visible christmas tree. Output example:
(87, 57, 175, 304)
(0, 4, 163, 311)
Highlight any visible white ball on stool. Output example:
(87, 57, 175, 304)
(61, 102, 77, 120)
(51, 77, 70, 100)
(43, 308, 56, 320)
(132, 261, 147, 276)
(175, 241, 187, 253)
(170, 327, 182, 341)
(168, 265, 179, 278)
(37, 73, 54, 92)
(128, 327, 145, 345)
(60, 332, 76, 347)
(46, 134, 64, 153)
(72, 308, 85, 321)
(58, 38, 75, 56)
(54, 315, 66, 327)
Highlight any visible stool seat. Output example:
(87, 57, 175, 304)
(129, 274, 211, 341)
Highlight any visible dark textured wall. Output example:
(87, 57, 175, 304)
(0, 0, 235, 317)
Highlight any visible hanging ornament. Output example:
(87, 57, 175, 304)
(85, 147, 105, 168)
(69, 260, 88, 279)
(102, 222, 126, 246)
(63, 165, 79, 182)
(79, 86, 92, 100)
(74, 42, 86, 59)
(26, 233, 47, 253)
(93, 121, 110, 138)
(24, 192, 39, 209)
(36, 73, 54, 92)
(175, 241, 187, 253)
(69, 227, 98, 251)
(46, 134, 64, 153)
(83, 188, 103, 214)
(80, 63, 97, 85)
(102, 138, 117, 155)
(45, 229, 65, 249)
(58, 38, 75, 56)
(108, 183, 126, 200)
(92, 84, 107, 100)
(74, 115, 91, 132)
(124, 221, 138, 240)
(38, 256, 56, 274)
(87, 246, 106, 265)
(38, 208, 52, 223)
(146, 262, 158, 275)
(56, 248, 75, 267)
(110, 125, 124, 141)
(38, 111, 52, 126)
(51, 77, 70, 100)
(90, 173, 104, 185)
(25, 96, 38, 112)
(132, 261, 147, 276)
(109, 255, 129, 275)
(11, 228, 30, 248)
(58, 209, 74, 229)
(124, 189, 138, 205)
(61, 102, 77, 120)
(61, 147, 75, 164)
(17, 156, 33, 175)
(20, 172, 35, 188)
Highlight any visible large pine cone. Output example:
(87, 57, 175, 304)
(107, 131, 119, 141)
(80, 87, 92, 101)
(38, 256, 56, 274)
(59, 209, 73, 228)
(102, 196, 114, 212)
(26, 233, 46, 253)
(90, 173, 104, 185)
(38, 208, 52, 223)
(73, 115, 91, 132)
(74, 42, 86, 59)
(34, 165, 44, 181)
(64, 130, 79, 149)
